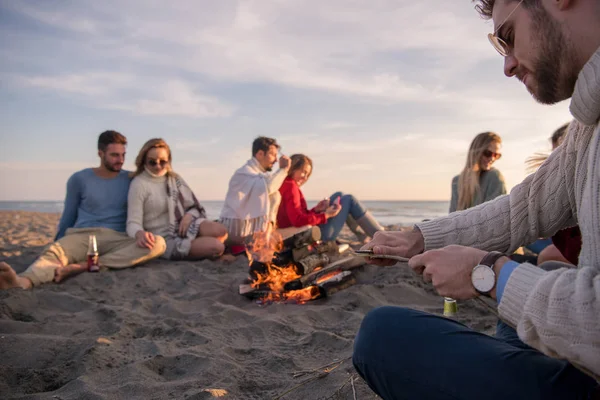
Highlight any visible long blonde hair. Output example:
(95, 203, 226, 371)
(457, 132, 502, 211)
(134, 138, 173, 177)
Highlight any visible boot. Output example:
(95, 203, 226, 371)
(346, 215, 369, 243)
(355, 211, 384, 238)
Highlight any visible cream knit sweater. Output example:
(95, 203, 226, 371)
(417, 47, 600, 379)
(126, 171, 170, 239)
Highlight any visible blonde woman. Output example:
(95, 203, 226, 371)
(449, 132, 506, 213)
(127, 138, 228, 260)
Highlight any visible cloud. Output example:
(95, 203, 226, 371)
(7, 0, 496, 104)
(21, 73, 131, 96)
(108, 80, 235, 118)
(21, 74, 235, 118)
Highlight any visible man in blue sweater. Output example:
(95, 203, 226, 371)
(0, 130, 166, 290)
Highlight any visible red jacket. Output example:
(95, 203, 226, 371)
(277, 177, 327, 228)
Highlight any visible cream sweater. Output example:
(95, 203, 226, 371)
(126, 171, 170, 239)
(417, 47, 600, 379)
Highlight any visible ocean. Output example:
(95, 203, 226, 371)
(0, 200, 450, 226)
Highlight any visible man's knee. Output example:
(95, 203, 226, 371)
(214, 224, 228, 243)
(150, 235, 167, 257)
(354, 307, 412, 359)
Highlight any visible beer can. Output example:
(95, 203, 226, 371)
(443, 297, 457, 317)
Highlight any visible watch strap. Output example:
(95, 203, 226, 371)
(479, 251, 505, 269)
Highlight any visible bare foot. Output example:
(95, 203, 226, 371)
(54, 263, 88, 283)
(0, 262, 32, 290)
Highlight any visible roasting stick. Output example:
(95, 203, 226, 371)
(352, 249, 410, 263)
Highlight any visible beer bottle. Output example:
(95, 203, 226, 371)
(87, 235, 100, 272)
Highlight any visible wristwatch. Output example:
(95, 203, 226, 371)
(471, 251, 505, 295)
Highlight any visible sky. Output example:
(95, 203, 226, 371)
(0, 0, 574, 201)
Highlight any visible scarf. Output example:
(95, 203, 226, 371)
(164, 173, 206, 260)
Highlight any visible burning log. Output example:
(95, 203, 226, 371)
(316, 270, 357, 297)
(281, 226, 321, 249)
(241, 224, 363, 304)
(283, 256, 363, 291)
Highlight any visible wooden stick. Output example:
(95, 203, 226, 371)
(272, 371, 328, 400)
(351, 375, 357, 400)
(324, 375, 353, 400)
(292, 357, 349, 378)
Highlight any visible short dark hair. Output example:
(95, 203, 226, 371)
(252, 136, 280, 157)
(473, 0, 539, 20)
(551, 122, 570, 147)
(98, 130, 127, 152)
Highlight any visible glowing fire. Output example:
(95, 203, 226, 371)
(248, 225, 321, 304)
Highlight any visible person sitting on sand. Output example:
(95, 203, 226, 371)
(525, 122, 581, 265)
(277, 154, 383, 242)
(219, 136, 291, 248)
(449, 131, 506, 213)
(0, 130, 166, 290)
(127, 138, 228, 260)
(353, 1, 600, 398)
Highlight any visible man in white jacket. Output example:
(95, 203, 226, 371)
(353, 0, 600, 399)
(220, 137, 290, 248)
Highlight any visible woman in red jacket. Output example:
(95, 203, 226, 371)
(277, 154, 383, 242)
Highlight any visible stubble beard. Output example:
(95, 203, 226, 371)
(531, 12, 579, 104)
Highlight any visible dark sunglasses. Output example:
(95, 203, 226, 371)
(483, 150, 502, 159)
(147, 159, 169, 167)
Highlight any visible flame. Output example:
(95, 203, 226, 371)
(247, 225, 321, 304)
(247, 224, 283, 263)
(259, 286, 321, 305)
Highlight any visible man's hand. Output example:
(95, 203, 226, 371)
(178, 213, 194, 237)
(324, 204, 341, 219)
(135, 230, 156, 249)
(279, 155, 291, 170)
(360, 228, 425, 266)
(408, 245, 487, 300)
(314, 198, 330, 213)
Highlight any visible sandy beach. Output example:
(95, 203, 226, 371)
(0, 210, 498, 399)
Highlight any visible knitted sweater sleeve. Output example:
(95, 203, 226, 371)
(416, 132, 578, 253)
(126, 178, 146, 238)
(418, 125, 600, 377)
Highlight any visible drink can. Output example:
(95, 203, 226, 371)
(443, 297, 457, 317)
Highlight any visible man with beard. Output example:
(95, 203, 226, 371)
(352, 0, 600, 399)
(220, 136, 291, 249)
(0, 130, 166, 290)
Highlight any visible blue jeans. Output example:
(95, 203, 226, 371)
(319, 192, 367, 241)
(353, 306, 598, 400)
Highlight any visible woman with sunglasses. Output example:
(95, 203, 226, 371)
(277, 154, 383, 243)
(449, 132, 506, 213)
(126, 138, 228, 260)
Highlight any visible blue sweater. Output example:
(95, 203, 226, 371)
(55, 169, 132, 240)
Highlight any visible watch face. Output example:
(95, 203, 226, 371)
(471, 265, 495, 293)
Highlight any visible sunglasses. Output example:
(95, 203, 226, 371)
(483, 150, 502, 159)
(487, 0, 524, 57)
(147, 159, 169, 167)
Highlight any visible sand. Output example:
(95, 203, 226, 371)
(0, 211, 498, 399)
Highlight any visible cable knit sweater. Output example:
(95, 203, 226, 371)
(126, 171, 170, 239)
(417, 47, 600, 379)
